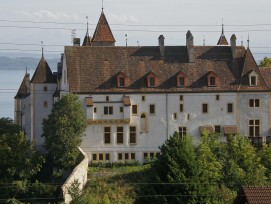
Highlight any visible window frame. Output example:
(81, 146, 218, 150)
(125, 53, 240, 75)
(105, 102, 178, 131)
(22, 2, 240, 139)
(149, 104, 156, 114)
(116, 126, 124, 144)
(249, 119, 260, 137)
(132, 104, 138, 115)
(202, 103, 208, 114)
(104, 106, 113, 115)
(129, 126, 137, 144)
(227, 103, 234, 113)
(179, 126, 187, 137)
(249, 99, 260, 108)
(104, 127, 111, 144)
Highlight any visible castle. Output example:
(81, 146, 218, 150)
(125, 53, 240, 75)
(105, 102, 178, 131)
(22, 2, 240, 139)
(15, 11, 271, 163)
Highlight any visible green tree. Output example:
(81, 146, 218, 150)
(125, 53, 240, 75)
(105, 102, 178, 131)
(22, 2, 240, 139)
(0, 117, 21, 136)
(220, 135, 267, 191)
(260, 56, 271, 67)
(258, 144, 271, 182)
(43, 94, 87, 169)
(153, 133, 223, 203)
(0, 132, 44, 181)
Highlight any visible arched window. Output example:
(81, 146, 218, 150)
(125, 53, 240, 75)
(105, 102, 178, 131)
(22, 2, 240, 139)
(140, 113, 148, 131)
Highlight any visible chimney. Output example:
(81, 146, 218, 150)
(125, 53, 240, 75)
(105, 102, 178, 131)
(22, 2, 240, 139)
(73, 38, 81, 46)
(186, 30, 194, 63)
(230, 34, 237, 59)
(158, 35, 165, 58)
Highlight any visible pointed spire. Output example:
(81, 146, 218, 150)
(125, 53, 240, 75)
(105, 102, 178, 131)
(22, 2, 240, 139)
(247, 34, 250, 48)
(217, 21, 229, 45)
(41, 41, 44, 58)
(91, 10, 116, 46)
(82, 16, 91, 46)
(25, 66, 28, 74)
(125, 34, 127, 47)
(102, 0, 104, 11)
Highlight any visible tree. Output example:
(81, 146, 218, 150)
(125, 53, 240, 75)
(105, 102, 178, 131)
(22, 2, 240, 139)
(0, 132, 44, 181)
(0, 117, 21, 136)
(221, 135, 267, 191)
(152, 133, 222, 203)
(260, 57, 271, 67)
(43, 94, 87, 169)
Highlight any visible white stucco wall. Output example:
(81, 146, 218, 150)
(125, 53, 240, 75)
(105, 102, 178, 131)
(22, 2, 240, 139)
(31, 83, 56, 148)
(239, 92, 271, 137)
(78, 92, 242, 163)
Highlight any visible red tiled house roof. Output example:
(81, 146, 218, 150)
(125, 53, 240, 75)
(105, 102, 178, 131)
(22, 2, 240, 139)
(234, 186, 271, 204)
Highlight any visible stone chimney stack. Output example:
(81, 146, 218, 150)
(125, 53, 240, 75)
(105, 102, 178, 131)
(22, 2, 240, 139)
(158, 35, 165, 58)
(186, 30, 194, 63)
(230, 34, 237, 59)
(73, 38, 81, 46)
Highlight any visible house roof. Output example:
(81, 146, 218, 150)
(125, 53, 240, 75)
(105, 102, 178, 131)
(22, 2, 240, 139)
(14, 73, 30, 99)
(91, 11, 115, 43)
(234, 186, 271, 204)
(259, 67, 271, 89)
(82, 32, 91, 46)
(64, 44, 270, 94)
(31, 56, 56, 84)
(217, 25, 229, 45)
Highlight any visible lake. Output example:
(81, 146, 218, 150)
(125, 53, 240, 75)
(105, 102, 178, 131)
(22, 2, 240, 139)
(0, 69, 35, 119)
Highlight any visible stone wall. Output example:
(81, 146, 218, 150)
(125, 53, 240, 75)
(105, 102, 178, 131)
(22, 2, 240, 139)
(61, 147, 88, 204)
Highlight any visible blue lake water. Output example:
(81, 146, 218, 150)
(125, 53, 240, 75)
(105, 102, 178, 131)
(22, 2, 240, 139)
(0, 69, 35, 119)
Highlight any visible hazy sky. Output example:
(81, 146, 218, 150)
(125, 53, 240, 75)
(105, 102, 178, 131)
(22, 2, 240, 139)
(1, 0, 271, 60)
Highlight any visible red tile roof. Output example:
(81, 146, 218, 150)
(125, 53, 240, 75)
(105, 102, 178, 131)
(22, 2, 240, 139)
(14, 73, 30, 99)
(234, 186, 271, 204)
(217, 34, 229, 45)
(64, 44, 270, 94)
(91, 11, 115, 43)
(31, 56, 56, 84)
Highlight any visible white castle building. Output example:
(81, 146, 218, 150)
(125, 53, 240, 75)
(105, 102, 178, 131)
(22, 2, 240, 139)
(15, 11, 271, 163)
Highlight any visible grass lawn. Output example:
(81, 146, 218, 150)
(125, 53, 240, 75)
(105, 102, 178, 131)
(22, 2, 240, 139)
(77, 163, 152, 204)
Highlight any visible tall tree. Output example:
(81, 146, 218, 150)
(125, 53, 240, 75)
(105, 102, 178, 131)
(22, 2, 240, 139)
(43, 94, 87, 169)
(0, 117, 21, 136)
(260, 56, 271, 67)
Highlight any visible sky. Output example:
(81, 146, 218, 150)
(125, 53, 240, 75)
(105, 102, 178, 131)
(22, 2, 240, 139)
(1, 0, 271, 60)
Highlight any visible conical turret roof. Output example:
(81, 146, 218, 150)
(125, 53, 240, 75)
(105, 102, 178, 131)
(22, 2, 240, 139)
(91, 11, 115, 43)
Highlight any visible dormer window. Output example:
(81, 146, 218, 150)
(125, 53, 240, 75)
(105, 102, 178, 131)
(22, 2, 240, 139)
(176, 71, 187, 87)
(149, 77, 155, 87)
(116, 71, 128, 88)
(248, 70, 258, 86)
(147, 72, 157, 87)
(250, 76, 257, 86)
(207, 71, 218, 87)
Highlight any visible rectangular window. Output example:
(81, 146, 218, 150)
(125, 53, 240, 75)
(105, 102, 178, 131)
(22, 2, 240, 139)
(249, 99, 260, 108)
(118, 153, 123, 160)
(44, 86, 47, 91)
(117, 127, 124, 144)
(120, 107, 123, 113)
(104, 127, 111, 144)
(150, 153, 154, 159)
(44, 101, 48, 108)
(180, 95, 183, 101)
(129, 126, 136, 144)
(104, 106, 113, 115)
(105, 153, 110, 161)
(94, 107, 97, 113)
(119, 78, 125, 87)
(173, 113, 177, 120)
(180, 104, 183, 112)
(216, 95, 220, 101)
(106, 96, 109, 101)
(150, 77, 155, 87)
(179, 77, 185, 86)
(131, 153, 135, 160)
(92, 154, 97, 161)
(144, 153, 148, 159)
(227, 103, 233, 113)
(142, 96, 145, 101)
(210, 77, 216, 86)
(215, 125, 221, 134)
(249, 119, 260, 137)
(202, 103, 208, 114)
(99, 154, 103, 160)
(250, 76, 257, 86)
(179, 127, 187, 137)
(150, 104, 155, 114)
(132, 105, 138, 115)
(125, 153, 129, 160)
